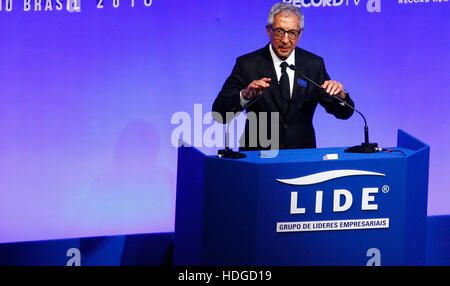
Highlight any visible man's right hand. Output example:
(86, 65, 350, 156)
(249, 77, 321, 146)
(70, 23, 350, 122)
(242, 78, 272, 100)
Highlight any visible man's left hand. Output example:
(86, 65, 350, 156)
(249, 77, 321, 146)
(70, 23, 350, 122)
(321, 80, 346, 100)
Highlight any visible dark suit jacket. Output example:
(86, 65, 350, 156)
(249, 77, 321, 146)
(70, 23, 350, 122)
(212, 44, 354, 150)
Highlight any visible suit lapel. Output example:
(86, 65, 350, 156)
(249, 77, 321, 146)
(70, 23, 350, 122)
(291, 49, 301, 104)
(291, 48, 315, 111)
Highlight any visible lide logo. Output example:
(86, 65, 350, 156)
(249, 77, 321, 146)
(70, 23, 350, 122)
(276, 169, 390, 232)
(283, 0, 381, 13)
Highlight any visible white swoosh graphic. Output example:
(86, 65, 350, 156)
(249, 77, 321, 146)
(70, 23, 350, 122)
(276, 170, 385, 186)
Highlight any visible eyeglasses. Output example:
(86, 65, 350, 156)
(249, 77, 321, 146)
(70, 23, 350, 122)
(269, 27, 301, 40)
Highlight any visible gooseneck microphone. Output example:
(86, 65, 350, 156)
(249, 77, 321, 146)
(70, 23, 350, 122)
(288, 64, 378, 153)
(243, 80, 279, 109)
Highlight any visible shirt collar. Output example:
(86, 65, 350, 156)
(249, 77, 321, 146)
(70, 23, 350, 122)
(269, 43, 296, 68)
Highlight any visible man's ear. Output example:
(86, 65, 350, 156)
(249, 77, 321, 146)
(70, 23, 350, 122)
(266, 26, 272, 39)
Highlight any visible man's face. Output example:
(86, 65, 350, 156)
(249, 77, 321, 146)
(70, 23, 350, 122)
(267, 13, 302, 60)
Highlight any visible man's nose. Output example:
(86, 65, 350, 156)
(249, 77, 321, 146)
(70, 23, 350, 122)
(281, 33, 290, 43)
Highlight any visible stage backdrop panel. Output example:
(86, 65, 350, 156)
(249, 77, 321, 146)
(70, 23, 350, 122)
(0, 0, 448, 243)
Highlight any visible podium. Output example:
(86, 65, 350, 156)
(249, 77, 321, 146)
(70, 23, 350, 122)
(173, 130, 429, 266)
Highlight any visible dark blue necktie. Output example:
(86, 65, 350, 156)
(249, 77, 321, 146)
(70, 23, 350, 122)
(280, 62, 290, 102)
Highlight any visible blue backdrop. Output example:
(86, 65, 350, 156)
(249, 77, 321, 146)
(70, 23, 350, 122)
(0, 0, 448, 243)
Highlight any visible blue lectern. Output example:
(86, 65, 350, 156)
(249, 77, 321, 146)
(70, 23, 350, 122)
(173, 130, 429, 266)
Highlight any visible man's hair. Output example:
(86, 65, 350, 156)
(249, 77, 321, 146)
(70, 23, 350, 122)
(267, 3, 304, 30)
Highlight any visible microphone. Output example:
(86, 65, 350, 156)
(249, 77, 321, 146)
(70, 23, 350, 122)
(288, 64, 378, 153)
(244, 79, 279, 109)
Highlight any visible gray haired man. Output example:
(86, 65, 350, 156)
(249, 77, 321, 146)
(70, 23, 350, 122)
(213, 3, 354, 150)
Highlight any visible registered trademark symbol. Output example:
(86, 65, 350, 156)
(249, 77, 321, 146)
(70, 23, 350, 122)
(382, 185, 390, 193)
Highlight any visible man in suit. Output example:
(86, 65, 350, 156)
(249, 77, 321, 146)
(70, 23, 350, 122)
(212, 3, 354, 151)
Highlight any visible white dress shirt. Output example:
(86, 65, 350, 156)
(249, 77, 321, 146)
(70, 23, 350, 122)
(269, 43, 296, 98)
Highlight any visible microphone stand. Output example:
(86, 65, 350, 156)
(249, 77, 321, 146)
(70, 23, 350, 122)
(217, 80, 279, 159)
(288, 65, 378, 153)
(217, 121, 246, 159)
(336, 96, 378, 153)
